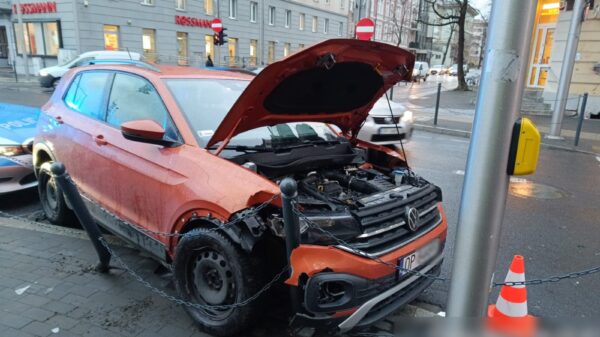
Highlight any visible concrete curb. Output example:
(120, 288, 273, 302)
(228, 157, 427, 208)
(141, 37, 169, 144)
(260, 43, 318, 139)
(414, 124, 599, 156)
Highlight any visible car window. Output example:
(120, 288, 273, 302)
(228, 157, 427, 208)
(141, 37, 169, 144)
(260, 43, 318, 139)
(64, 72, 110, 120)
(106, 73, 177, 140)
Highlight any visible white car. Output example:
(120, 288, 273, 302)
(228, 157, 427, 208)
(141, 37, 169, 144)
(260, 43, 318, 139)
(412, 61, 430, 82)
(39, 50, 141, 88)
(357, 97, 414, 147)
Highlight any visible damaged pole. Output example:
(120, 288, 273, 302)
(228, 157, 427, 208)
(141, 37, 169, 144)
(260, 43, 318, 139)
(446, 0, 537, 317)
(280, 178, 301, 313)
(50, 162, 111, 272)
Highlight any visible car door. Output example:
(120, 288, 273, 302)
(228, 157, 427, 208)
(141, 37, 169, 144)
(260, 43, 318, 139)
(98, 72, 181, 241)
(46, 71, 113, 197)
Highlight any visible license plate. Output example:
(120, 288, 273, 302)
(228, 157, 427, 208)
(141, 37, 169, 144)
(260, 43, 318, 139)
(397, 239, 440, 277)
(379, 127, 400, 135)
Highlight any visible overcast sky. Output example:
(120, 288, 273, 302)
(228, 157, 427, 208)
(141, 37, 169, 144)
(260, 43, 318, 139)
(470, 0, 492, 17)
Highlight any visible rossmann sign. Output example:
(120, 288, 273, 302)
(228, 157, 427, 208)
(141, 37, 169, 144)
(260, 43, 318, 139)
(175, 15, 211, 28)
(12, 1, 57, 14)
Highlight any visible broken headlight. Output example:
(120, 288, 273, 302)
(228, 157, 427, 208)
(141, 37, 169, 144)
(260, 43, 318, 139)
(299, 212, 361, 245)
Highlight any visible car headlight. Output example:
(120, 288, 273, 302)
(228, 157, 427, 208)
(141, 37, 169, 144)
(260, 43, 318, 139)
(401, 110, 413, 122)
(39, 70, 49, 77)
(299, 213, 361, 245)
(0, 145, 27, 157)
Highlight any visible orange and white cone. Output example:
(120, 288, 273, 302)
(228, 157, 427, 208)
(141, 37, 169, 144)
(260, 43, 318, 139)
(487, 255, 536, 337)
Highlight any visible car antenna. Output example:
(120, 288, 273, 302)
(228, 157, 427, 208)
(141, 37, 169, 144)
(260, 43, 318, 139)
(125, 47, 132, 61)
(384, 90, 411, 172)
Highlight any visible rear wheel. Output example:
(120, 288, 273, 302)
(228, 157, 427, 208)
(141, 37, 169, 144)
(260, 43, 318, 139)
(174, 228, 264, 337)
(37, 162, 73, 225)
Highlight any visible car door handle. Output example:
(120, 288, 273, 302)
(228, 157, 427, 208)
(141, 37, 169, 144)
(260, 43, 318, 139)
(94, 135, 108, 146)
(55, 116, 64, 124)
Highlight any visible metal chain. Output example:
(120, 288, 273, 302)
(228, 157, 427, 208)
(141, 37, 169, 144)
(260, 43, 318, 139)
(496, 265, 600, 287)
(98, 237, 289, 310)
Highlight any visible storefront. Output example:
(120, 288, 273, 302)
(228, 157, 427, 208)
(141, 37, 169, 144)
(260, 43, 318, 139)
(526, 0, 560, 89)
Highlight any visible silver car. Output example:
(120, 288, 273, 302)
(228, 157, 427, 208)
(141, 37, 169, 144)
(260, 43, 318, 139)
(357, 97, 414, 146)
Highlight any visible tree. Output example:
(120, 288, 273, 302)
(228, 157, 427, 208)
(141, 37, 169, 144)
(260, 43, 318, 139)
(418, 0, 470, 91)
(390, 0, 410, 47)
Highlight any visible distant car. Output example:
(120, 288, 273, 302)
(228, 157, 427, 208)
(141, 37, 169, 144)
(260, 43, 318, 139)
(357, 97, 414, 146)
(449, 64, 468, 76)
(0, 104, 39, 194)
(429, 65, 444, 75)
(39, 51, 141, 88)
(412, 61, 429, 82)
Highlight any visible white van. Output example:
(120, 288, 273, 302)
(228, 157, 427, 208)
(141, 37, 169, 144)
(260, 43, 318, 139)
(412, 61, 430, 82)
(39, 51, 141, 88)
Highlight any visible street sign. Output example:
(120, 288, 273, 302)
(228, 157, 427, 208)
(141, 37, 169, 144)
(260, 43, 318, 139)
(356, 18, 375, 41)
(211, 18, 223, 33)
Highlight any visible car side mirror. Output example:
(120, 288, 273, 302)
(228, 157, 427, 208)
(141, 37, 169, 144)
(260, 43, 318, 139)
(121, 119, 177, 147)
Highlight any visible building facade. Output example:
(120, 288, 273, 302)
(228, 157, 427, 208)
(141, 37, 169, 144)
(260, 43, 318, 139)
(0, 0, 350, 75)
(429, 1, 478, 68)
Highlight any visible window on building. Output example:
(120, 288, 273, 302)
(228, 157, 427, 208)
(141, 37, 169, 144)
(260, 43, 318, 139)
(285, 10, 291, 28)
(64, 72, 111, 120)
(205, 0, 213, 15)
(324, 19, 329, 34)
(228, 37, 237, 66)
(103, 25, 119, 51)
(177, 32, 188, 65)
(269, 6, 275, 25)
(14, 21, 61, 56)
(283, 43, 290, 57)
(229, 0, 237, 19)
(340, 0, 345, 9)
(141, 0, 154, 5)
(205, 35, 214, 63)
(250, 2, 258, 22)
(176, 0, 185, 10)
(249, 39, 257, 66)
(338, 22, 343, 36)
(298, 43, 305, 49)
(312, 16, 317, 33)
(268, 41, 275, 64)
(299, 13, 305, 30)
(142, 28, 156, 62)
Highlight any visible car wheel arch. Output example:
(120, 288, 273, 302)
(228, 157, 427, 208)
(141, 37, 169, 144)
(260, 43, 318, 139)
(33, 144, 55, 176)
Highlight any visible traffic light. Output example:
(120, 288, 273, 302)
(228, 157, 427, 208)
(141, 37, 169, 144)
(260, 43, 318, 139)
(213, 32, 220, 46)
(218, 28, 228, 46)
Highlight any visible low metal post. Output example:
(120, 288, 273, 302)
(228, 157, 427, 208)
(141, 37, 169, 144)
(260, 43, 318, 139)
(280, 178, 301, 313)
(50, 162, 111, 272)
(390, 86, 394, 101)
(434, 82, 442, 126)
(574, 92, 588, 146)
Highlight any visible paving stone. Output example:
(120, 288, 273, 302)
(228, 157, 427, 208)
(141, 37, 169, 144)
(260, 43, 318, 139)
(17, 294, 52, 307)
(41, 301, 76, 315)
(0, 326, 36, 337)
(156, 324, 195, 337)
(0, 299, 32, 314)
(0, 311, 35, 329)
(21, 321, 55, 337)
(44, 315, 79, 331)
(22, 307, 56, 322)
(59, 294, 88, 307)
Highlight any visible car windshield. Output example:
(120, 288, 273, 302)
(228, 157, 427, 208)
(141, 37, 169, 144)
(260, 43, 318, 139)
(164, 78, 342, 149)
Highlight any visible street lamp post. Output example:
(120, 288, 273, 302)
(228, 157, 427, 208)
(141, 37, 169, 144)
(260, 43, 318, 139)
(14, 0, 29, 80)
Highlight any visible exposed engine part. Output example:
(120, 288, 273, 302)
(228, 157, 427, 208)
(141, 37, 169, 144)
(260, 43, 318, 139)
(242, 162, 258, 173)
(266, 215, 285, 238)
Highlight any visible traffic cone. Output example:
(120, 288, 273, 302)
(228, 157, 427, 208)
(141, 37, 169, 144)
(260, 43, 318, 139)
(487, 255, 537, 337)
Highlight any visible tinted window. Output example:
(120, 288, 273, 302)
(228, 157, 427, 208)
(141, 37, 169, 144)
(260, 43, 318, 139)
(64, 72, 110, 120)
(106, 73, 177, 139)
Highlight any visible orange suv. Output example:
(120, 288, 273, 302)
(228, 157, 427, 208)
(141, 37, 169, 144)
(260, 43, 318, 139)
(34, 39, 447, 336)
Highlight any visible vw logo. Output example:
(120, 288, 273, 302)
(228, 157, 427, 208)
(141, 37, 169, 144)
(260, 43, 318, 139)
(406, 207, 420, 231)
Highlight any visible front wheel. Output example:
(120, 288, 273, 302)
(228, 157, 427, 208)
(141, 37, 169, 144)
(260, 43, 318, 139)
(37, 162, 74, 225)
(173, 228, 264, 337)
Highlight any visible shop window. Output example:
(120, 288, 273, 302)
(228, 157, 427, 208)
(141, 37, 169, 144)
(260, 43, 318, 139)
(249, 39, 257, 66)
(268, 41, 275, 64)
(228, 37, 237, 66)
(205, 35, 214, 63)
(142, 29, 156, 62)
(177, 32, 188, 65)
(103, 25, 119, 51)
(14, 21, 61, 56)
(283, 43, 290, 57)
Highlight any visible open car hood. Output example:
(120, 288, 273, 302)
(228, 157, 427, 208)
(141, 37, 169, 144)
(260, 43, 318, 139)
(206, 39, 415, 149)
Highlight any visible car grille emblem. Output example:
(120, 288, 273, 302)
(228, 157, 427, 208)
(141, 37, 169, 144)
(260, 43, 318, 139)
(406, 207, 420, 232)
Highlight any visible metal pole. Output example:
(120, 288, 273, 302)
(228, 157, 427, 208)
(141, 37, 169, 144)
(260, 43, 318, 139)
(280, 178, 301, 313)
(446, 0, 537, 317)
(549, 0, 587, 138)
(574, 93, 588, 146)
(14, 0, 29, 81)
(50, 162, 112, 272)
(434, 82, 441, 125)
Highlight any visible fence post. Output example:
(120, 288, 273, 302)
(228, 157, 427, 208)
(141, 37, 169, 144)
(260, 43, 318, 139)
(50, 162, 111, 272)
(574, 93, 588, 146)
(434, 82, 442, 126)
(280, 178, 301, 313)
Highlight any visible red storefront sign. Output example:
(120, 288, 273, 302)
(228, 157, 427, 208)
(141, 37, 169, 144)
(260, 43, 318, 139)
(175, 15, 211, 28)
(12, 2, 57, 14)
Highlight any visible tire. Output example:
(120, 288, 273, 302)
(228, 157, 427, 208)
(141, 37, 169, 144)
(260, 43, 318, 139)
(174, 228, 264, 337)
(37, 162, 73, 225)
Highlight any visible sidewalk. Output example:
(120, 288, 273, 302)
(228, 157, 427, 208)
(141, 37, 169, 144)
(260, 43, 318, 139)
(0, 216, 441, 337)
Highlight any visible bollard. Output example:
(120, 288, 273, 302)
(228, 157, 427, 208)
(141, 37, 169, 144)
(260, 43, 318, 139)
(574, 93, 588, 147)
(280, 178, 301, 313)
(50, 162, 111, 272)
(434, 82, 442, 126)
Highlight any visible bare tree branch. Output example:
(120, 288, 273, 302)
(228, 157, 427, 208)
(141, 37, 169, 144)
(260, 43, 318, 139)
(418, 19, 459, 26)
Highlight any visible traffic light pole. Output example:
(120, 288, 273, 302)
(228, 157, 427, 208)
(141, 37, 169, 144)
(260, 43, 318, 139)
(446, 0, 537, 317)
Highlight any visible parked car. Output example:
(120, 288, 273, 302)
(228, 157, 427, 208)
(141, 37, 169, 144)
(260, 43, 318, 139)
(449, 63, 469, 76)
(0, 104, 39, 194)
(39, 51, 141, 88)
(357, 97, 413, 146)
(34, 40, 447, 336)
(428, 65, 445, 75)
(411, 61, 429, 82)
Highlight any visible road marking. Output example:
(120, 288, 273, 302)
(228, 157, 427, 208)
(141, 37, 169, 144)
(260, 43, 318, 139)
(510, 177, 528, 183)
(15, 285, 31, 295)
(453, 170, 465, 175)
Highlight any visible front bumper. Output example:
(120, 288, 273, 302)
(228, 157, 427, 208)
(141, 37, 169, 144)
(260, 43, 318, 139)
(0, 156, 36, 194)
(357, 119, 414, 145)
(39, 75, 56, 88)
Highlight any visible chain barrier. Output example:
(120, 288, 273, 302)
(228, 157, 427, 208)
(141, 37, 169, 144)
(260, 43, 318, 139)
(98, 237, 289, 311)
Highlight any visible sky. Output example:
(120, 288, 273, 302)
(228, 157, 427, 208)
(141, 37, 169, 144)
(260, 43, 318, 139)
(471, 0, 492, 18)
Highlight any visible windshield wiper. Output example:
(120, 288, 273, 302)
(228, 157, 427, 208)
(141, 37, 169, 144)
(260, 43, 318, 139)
(273, 139, 345, 151)
(209, 144, 272, 153)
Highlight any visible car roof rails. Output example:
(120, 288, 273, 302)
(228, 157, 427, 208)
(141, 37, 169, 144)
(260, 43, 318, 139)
(85, 59, 161, 72)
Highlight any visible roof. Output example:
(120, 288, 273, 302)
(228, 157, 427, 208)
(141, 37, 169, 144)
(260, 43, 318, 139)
(72, 63, 256, 81)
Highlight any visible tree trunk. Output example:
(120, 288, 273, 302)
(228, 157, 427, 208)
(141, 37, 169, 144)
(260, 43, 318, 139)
(456, 0, 469, 91)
